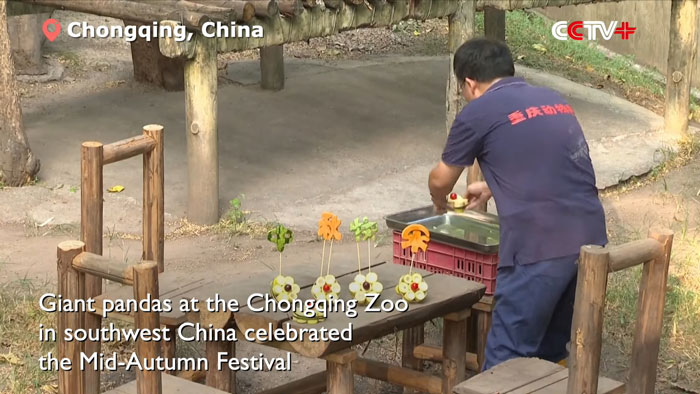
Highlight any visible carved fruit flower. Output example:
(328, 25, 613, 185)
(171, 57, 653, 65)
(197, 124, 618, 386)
(395, 273, 428, 303)
(270, 275, 300, 302)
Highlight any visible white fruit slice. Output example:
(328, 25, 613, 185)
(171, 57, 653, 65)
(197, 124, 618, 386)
(415, 291, 426, 302)
(419, 282, 428, 291)
(366, 272, 378, 283)
(354, 274, 366, 284)
(292, 284, 300, 294)
(354, 291, 366, 302)
(324, 275, 336, 285)
(272, 285, 283, 295)
(273, 275, 285, 286)
(331, 283, 341, 293)
(411, 273, 423, 283)
(285, 276, 294, 285)
(395, 285, 401, 295)
(349, 282, 361, 293)
(403, 292, 415, 302)
(290, 292, 298, 300)
(277, 293, 290, 302)
(372, 282, 383, 293)
(315, 277, 326, 287)
(312, 285, 321, 294)
(401, 274, 412, 284)
(398, 282, 409, 294)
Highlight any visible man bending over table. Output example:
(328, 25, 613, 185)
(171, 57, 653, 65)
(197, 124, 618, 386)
(428, 37, 607, 370)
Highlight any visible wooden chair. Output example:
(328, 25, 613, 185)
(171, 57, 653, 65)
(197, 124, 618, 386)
(57, 241, 230, 394)
(453, 229, 674, 394)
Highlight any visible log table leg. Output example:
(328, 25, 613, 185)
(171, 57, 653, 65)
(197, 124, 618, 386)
(401, 324, 425, 394)
(162, 324, 177, 375)
(475, 310, 492, 371)
(325, 348, 357, 394)
(442, 310, 469, 393)
(206, 339, 235, 393)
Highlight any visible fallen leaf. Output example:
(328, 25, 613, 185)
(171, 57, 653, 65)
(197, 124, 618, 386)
(565, 55, 573, 61)
(532, 43, 547, 53)
(596, 84, 604, 89)
(0, 352, 24, 365)
(517, 55, 526, 60)
(413, 31, 421, 36)
(586, 65, 594, 72)
(107, 185, 125, 193)
(41, 384, 58, 394)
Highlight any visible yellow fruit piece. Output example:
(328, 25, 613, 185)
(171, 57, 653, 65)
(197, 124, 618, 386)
(324, 275, 336, 285)
(403, 292, 415, 302)
(284, 276, 294, 286)
(401, 274, 412, 284)
(272, 285, 283, 295)
(415, 291, 426, 302)
(419, 282, 428, 292)
(273, 275, 285, 286)
(354, 274, 366, 284)
(292, 284, 300, 293)
(398, 282, 409, 294)
(315, 277, 326, 287)
(331, 283, 341, 293)
(395, 285, 401, 295)
(372, 282, 383, 292)
(349, 282, 361, 293)
(366, 272, 378, 283)
(411, 273, 423, 283)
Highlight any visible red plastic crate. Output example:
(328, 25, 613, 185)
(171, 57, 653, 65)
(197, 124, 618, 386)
(392, 231, 499, 295)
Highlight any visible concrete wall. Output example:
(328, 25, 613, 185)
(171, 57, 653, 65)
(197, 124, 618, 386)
(540, 1, 700, 87)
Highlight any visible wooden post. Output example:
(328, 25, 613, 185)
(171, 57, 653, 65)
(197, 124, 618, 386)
(665, 0, 698, 139)
(57, 240, 86, 394)
(567, 245, 610, 394)
(142, 124, 165, 273)
(442, 311, 468, 393)
(206, 340, 235, 392)
(185, 33, 219, 225)
(133, 261, 163, 394)
(161, 324, 177, 375)
(126, 21, 185, 91)
(326, 349, 356, 394)
(260, 44, 285, 91)
(401, 325, 425, 394)
(484, 7, 506, 42)
(80, 141, 103, 394)
(446, 0, 476, 133)
(626, 229, 674, 394)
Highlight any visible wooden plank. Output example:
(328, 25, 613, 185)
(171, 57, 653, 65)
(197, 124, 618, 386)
(531, 375, 624, 394)
(72, 252, 134, 285)
(472, 296, 494, 313)
(453, 358, 563, 394)
(627, 229, 674, 394)
(568, 246, 610, 394)
(327, 357, 354, 394)
(412, 344, 480, 372)
(257, 371, 326, 394)
(103, 373, 230, 394)
(353, 358, 442, 394)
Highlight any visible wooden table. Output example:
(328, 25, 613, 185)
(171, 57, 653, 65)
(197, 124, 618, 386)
(96, 259, 486, 394)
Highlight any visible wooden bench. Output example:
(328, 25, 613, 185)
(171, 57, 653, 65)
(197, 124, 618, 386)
(454, 229, 674, 394)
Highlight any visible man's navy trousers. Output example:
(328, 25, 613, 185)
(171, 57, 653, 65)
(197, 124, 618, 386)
(482, 254, 579, 371)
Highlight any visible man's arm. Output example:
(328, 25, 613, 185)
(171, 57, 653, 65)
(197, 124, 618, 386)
(429, 161, 464, 213)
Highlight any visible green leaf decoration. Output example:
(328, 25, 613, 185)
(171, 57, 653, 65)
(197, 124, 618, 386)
(350, 217, 378, 241)
(268, 224, 293, 252)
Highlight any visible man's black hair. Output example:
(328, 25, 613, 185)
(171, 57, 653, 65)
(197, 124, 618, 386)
(453, 37, 515, 83)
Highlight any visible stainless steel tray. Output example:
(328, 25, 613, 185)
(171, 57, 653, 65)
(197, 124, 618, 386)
(385, 206, 499, 254)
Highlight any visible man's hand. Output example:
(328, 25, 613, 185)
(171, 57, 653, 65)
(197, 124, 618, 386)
(466, 181, 492, 210)
(429, 161, 464, 214)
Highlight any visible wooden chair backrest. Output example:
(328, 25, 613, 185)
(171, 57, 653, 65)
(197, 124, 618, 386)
(568, 229, 674, 394)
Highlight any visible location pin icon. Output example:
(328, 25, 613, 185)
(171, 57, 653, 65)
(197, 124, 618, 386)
(42, 19, 61, 42)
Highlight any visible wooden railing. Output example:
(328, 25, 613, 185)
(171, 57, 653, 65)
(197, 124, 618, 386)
(57, 240, 162, 394)
(79, 124, 164, 394)
(568, 229, 674, 394)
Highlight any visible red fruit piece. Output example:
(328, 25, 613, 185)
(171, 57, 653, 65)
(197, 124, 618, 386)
(362, 282, 371, 290)
(411, 282, 419, 291)
(323, 284, 331, 293)
(284, 284, 292, 292)
(450, 193, 457, 200)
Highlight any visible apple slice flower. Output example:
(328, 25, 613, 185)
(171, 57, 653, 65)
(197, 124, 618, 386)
(313, 212, 342, 300)
(395, 224, 430, 303)
(267, 225, 300, 301)
(348, 217, 382, 304)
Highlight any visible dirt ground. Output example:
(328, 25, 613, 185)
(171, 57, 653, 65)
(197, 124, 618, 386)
(2, 10, 699, 394)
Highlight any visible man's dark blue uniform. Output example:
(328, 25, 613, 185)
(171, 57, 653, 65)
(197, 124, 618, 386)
(440, 76, 607, 368)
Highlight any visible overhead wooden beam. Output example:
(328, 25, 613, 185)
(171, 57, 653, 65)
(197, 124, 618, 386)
(476, 0, 623, 9)
(247, 0, 280, 18)
(10, 0, 217, 29)
(665, 0, 697, 139)
(278, 0, 304, 16)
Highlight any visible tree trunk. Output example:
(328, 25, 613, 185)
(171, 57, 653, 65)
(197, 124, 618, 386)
(0, 0, 40, 186)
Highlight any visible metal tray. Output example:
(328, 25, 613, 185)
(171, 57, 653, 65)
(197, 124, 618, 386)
(385, 206, 500, 254)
